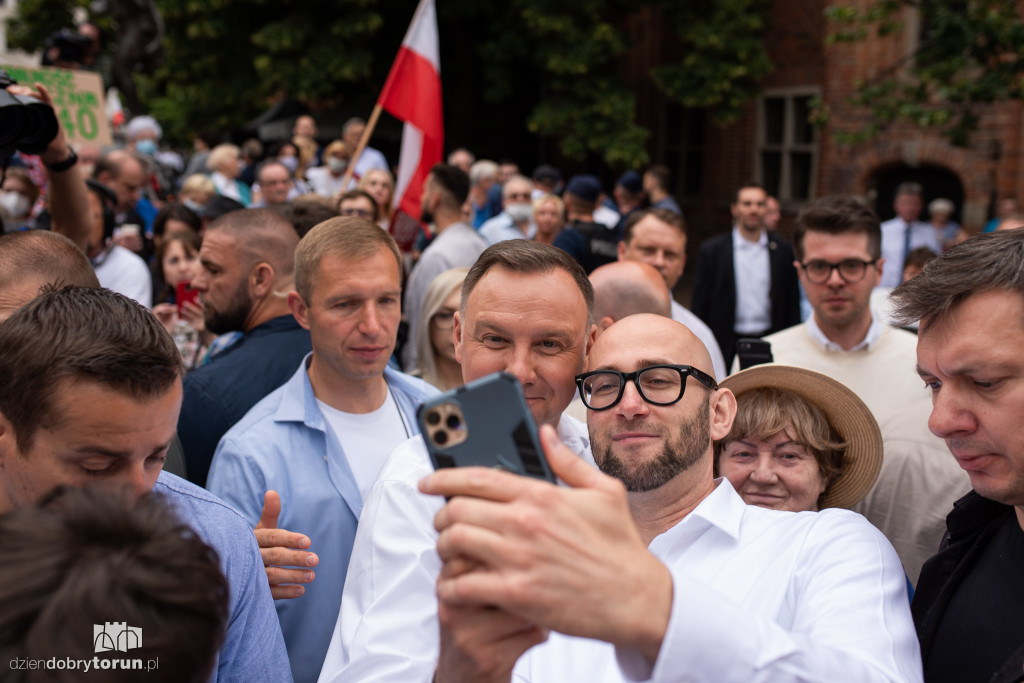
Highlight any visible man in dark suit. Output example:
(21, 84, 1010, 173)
(690, 183, 801, 368)
(892, 229, 1024, 683)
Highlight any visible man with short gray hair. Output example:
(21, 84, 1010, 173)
(479, 174, 537, 244)
(342, 117, 389, 181)
(468, 159, 500, 228)
(879, 182, 942, 288)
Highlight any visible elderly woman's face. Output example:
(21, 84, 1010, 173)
(718, 430, 829, 512)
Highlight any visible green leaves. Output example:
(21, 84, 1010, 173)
(826, 0, 1024, 145)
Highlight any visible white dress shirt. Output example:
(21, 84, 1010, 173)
(878, 218, 942, 289)
(318, 416, 593, 683)
(512, 479, 922, 683)
(732, 227, 772, 334)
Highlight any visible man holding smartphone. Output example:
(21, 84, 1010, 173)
(421, 314, 922, 683)
(318, 240, 597, 682)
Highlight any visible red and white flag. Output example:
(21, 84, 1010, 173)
(378, 0, 442, 220)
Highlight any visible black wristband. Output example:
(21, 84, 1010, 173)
(44, 145, 78, 173)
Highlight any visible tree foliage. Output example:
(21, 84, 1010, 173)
(652, 0, 775, 125)
(825, 0, 1024, 145)
(7, 0, 778, 166)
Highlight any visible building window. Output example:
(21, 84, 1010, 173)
(757, 90, 818, 202)
(662, 102, 704, 198)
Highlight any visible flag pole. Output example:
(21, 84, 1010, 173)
(341, 103, 384, 190)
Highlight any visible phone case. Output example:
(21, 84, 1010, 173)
(416, 371, 555, 482)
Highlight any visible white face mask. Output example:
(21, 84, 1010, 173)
(506, 202, 533, 223)
(327, 157, 348, 174)
(0, 191, 30, 220)
(278, 156, 299, 174)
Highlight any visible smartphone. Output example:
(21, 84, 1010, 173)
(736, 337, 774, 370)
(176, 281, 200, 315)
(417, 372, 555, 482)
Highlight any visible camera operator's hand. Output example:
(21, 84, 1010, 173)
(4, 82, 91, 253)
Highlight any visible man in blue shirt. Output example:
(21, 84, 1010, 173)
(207, 217, 438, 682)
(0, 287, 291, 682)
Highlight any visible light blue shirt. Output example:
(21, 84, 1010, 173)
(155, 471, 292, 682)
(207, 357, 439, 683)
(479, 211, 536, 245)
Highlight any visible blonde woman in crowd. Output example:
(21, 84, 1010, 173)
(532, 193, 565, 245)
(411, 267, 468, 391)
(359, 168, 396, 230)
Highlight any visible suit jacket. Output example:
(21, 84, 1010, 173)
(912, 491, 1024, 683)
(690, 230, 801, 368)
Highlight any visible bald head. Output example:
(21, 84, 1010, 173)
(588, 313, 714, 379)
(0, 232, 99, 323)
(589, 261, 671, 334)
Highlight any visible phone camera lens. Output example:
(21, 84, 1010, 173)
(426, 411, 441, 426)
(433, 430, 449, 446)
(446, 414, 462, 430)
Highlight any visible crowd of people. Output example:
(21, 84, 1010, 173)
(2, 91, 1023, 683)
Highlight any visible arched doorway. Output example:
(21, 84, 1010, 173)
(871, 163, 965, 223)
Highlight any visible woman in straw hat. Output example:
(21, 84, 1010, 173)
(715, 364, 883, 512)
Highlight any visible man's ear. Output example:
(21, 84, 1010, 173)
(287, 291, 311, 330)
(709, 388, 738, 442)
(452, 311, 464, 364)
(250, 262, 275, 298)
(0, 411, 16, 469)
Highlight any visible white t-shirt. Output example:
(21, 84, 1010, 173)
(316, 387, 411, 500)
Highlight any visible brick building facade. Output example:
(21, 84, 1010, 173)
(626, 0, 1022, 246)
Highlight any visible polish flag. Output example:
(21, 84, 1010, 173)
(379, 0, 442, 221)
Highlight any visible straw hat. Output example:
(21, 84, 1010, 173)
(719, 364, 883, 510)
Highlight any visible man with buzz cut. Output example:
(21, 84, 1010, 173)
(177, 208, 311, 487)
(208, 217, 438, 682)
(0, 286, 291, 682)
(759, 195, 969, 583)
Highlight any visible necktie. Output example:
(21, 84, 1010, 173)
(903, 222, 912, 268)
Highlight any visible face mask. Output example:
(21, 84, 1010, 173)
(506, 202, 533, 223)
(0, 191, 30, 219)
(136, 139, 158, 156)
(183, 199, 204, 213)
(278, 156, 299, 174)
(327, 157, 348, 174)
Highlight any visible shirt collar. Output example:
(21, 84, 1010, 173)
(805, 311, 884, 352)
(732, 226, 768, 249)
(648, 478, 745, 557)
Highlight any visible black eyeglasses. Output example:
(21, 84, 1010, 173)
(799, 258, 877, 284)
(575, 364, 718, 411)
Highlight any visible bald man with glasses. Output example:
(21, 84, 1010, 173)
(756, 195, 970, 585)
(421, 313, 921, 683)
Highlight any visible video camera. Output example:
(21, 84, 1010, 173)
(0, 70, 59, 166)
